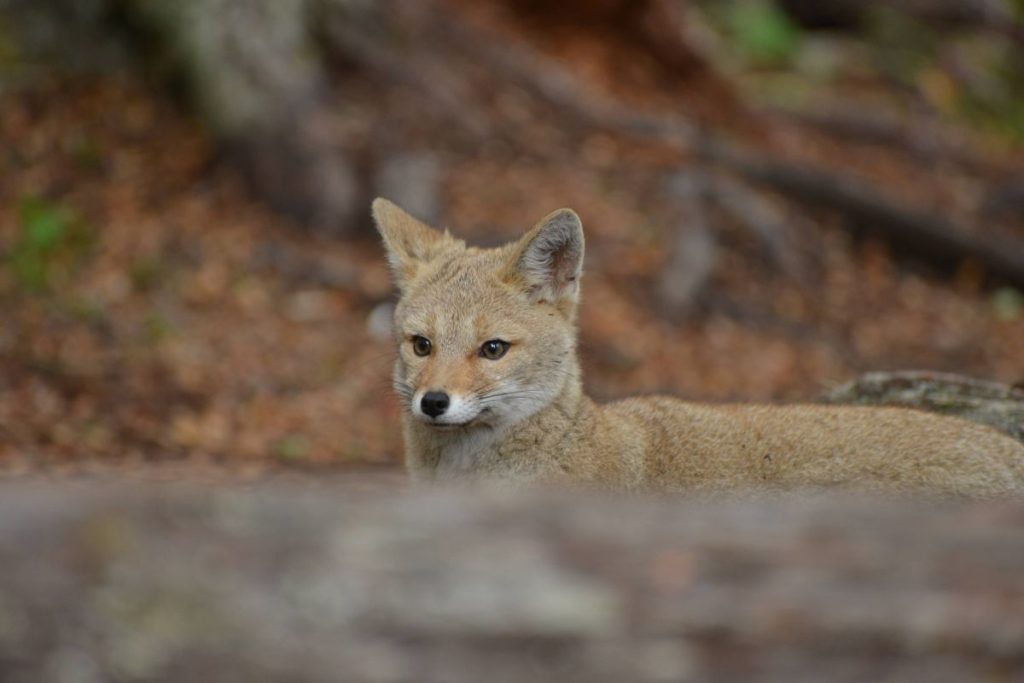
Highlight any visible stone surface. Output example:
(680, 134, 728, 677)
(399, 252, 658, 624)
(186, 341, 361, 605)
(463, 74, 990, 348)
(1, 481, 1022, 681)
(826, 370, 1024, 442)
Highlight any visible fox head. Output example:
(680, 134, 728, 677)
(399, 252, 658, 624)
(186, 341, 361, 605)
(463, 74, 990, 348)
(372, 198, 584, 431)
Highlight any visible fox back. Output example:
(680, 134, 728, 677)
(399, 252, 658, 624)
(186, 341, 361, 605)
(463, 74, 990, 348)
(373, 198, 1024, 496)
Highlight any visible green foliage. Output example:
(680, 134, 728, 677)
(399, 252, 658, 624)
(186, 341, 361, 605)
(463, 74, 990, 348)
(954, 39, 1024, 141)
(992, 287, 1024, 322)
(959, 90, 1024, 141)
(861, 7, 1024, 141)
(130, 256, 166, 292)
(274, 435, 310, 462)
(0, 16, 19, 69)
(8, 196, 93, 292)
(66, 132, 104, 171)
(864, 6, 939, 85)
(725, 0, 803, 67)
(143, 312, 173, 344)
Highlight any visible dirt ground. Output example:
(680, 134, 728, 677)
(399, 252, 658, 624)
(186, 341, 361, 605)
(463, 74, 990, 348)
(2, 7, 1023, 476)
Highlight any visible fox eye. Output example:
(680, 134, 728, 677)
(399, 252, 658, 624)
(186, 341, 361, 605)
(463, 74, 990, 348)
(411, 335, 432, 356)
(479, 339, 510, 360)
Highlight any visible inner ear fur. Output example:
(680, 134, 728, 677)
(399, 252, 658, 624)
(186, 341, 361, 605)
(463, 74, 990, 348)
(505, 208, 585, 305)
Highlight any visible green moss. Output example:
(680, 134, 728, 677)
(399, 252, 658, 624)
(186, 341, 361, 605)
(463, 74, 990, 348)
(7, 196, 94, 293)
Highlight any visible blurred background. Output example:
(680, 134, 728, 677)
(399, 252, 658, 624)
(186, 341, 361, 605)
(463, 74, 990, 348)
(2, 0, 1023, 474)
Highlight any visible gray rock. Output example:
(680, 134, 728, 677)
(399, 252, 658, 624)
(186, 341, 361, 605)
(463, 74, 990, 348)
(1, 481, 1023, 681)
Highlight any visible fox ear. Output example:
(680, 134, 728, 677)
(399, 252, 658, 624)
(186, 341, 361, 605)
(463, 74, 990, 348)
(371, 198, 444, 288)
(506, 208, 584, 308)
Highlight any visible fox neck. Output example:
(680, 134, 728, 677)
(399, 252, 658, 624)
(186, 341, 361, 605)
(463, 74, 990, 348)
(404, 356, 585, 480)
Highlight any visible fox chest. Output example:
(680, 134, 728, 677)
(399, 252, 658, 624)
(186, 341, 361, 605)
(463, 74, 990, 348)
(430, 431, 501, 480)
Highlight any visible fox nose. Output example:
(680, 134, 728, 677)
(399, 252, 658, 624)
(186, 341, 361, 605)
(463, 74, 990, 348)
(420, 391, 450, 418)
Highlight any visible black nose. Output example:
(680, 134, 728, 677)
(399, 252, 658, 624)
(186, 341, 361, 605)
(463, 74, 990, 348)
(420, 391, 450, 418)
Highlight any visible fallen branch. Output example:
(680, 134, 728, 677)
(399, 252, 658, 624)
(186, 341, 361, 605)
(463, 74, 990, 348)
(771, 104, 989, 172)
(436, 16, 1024, 289)
(704, 172, 801, 272)
(315, 4, 495, 141)
(657, 170, 806, 317)
(780, 0, 1024, 44)
(718, 148, 1024, 289)
(657, 172, 719, 317)
(982, 176, 1024, 219)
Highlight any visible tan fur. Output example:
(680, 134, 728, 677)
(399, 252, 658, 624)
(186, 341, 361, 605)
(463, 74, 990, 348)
(373, 198, 1024, 497)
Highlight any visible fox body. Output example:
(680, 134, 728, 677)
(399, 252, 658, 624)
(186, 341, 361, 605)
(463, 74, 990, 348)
(373, 198, 1024, 496)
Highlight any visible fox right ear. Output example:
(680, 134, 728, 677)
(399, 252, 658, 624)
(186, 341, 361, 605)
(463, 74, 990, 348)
(371, 198, 444, 288)
(505, 208, 585, 312)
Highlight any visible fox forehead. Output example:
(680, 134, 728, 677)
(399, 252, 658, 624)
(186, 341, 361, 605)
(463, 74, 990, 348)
(397, 284, 532, 342)
(395, 249, 534, 340)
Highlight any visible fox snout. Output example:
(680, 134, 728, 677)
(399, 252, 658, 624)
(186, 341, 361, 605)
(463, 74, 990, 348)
(420, 391, 450, 418)
(412, 388, 481, 426)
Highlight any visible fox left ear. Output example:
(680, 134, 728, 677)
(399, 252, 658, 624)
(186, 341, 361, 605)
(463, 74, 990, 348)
(371, 198, 444, 289)
(506, 208, 584, 308)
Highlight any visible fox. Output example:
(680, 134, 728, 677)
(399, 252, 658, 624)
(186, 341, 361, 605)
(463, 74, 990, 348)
(372, 197, 1024, 496)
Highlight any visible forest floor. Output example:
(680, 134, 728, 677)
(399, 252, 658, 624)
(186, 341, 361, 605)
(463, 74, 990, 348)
(2, 4, 1023, 477)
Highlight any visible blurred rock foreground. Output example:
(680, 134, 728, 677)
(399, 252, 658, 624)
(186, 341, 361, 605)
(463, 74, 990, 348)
(1, 481, 1023, 682)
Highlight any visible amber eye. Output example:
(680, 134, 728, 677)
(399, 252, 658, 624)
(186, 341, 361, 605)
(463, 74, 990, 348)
(411, 335, 432, 357)
(479, 339, 510, 360)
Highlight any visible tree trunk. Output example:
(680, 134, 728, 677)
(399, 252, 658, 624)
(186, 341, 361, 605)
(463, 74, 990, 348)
(121, 0, 360, 233)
